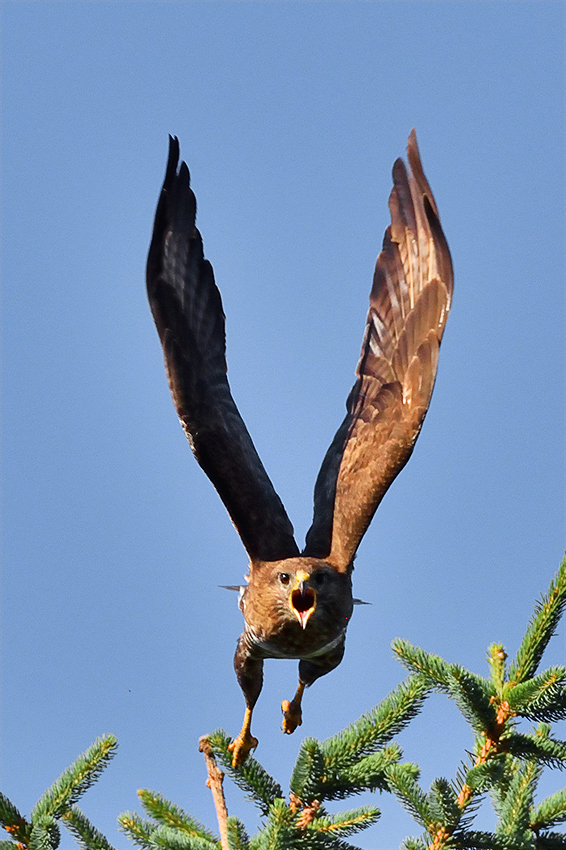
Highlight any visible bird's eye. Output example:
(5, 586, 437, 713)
(313, 572, 326, 587)
(279, 573, 291, 585)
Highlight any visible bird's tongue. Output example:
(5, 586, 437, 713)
(291, 587, 315, 629)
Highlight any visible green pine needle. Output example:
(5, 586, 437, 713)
(118, 812, 157, 848)
(535, 831, 566, 848)
(0, 794, 26, 834)
(496, 758, 540, 836)
(505, 667, 566, 722)
(29, 816, 60, 850)
(428, 777, 460, 828)
(250, 799, 295, 850)
(323, 744, 403, 800)
(391, 640, 453, 687)
(505, 667, 565, 710)
(392, 641, 498, 732)
(320, 675, 430, 771)
(465, 755, 506, 793)
(225, 817, 249, 850)
(0, 842, 19, 849)
(0, 793, 29, 844)
(31, 735, 118, 821)
(531, 788, 566, 831)
(61, 806, 117, 850)
(385, 764, 431, 830)
(136, 791, 215, 842)
(502, 730, 566, 769)
(206, 730, 283, 816)
(509, 556, 566, 684)
(456, 830, 526, 848)
(306, 805, 380, 836)
(146, 825, 218, 850)
(400, 839, 428, 850)
(289, 738, 326, 801)
(444, 667, 498, 734)
(488, 645, 508, 695)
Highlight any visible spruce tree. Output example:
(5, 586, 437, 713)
(3, 558, 565, 849)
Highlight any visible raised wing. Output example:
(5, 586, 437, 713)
(147, 137, 299, 563)
(304, 130, 453, 570)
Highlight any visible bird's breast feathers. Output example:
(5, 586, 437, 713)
(244, 623, 347, 661)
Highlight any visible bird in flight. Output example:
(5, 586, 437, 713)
(146, 131, 453, 766)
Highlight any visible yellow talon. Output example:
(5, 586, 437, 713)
(281, 698, 303, 734)
(228, 732, 258, 767)
(229, 707, 258, 766)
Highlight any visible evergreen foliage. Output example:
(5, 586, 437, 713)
(3, 558, 566, 849)
(0, 735, 118, 850)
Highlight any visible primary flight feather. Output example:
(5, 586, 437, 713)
(147, 131, 453, 765)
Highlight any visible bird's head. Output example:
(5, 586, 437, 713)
(242, 557, 354, 640)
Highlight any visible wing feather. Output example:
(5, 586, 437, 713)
(147, 137, 299, 563)
(304, 130, 453, 570)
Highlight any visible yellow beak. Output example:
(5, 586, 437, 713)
(290, 570, 316, 629)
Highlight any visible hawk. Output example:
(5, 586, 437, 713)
(146, 131, 453, 766)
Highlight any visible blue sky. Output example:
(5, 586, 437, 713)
(1, 2, 564, 848)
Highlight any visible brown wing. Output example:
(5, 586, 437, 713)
(147, 137, 299, 563)
(304, 130, 453, 571)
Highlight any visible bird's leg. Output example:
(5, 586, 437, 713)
(229, 706, 258, 767)
(281, 681, 305, 734)
(282, 640, 346, 735)
(229, 637, 263, 767)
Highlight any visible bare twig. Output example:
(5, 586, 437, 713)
(199, 736, 229, 850)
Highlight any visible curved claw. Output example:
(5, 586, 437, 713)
(281, 698, 303, 734)
(228, 730, 258, 767)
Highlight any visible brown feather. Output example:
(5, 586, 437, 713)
(304, 129, 453, 570)
(147, 137, 299, 563)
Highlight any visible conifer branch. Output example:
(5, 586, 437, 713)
(536, 831, 566, 848)
(384, 764, 431, 829)
(118, 812, 157, 849)
(224, 818, 249, 850)
(401, 839, 428, 850)
(249, 799, 294, 850)
(289, 738, 327, 801)
(145, 825, 218, 850)
(502, 730, 566, 769)
(428, 779, 460, 830)
(205, 731, 284, 815)
(62, 806, 117, 850)
(0, 794, 28, 844)
(531, 788, 566, 831)
(323, 744, 404, 799)
(320, 675, 430, 771)
(29, 816, 60, 850)
(505, 667, 566, 719)
(10, 560, 566, 850)
(487, 645, 507, 695)
(454, 831, 523, 849)
(392, 641, 498, 733)
(464, 756, 506, 793)
(31, 735, 118, 821)
(509, 556, 566, 684)
(305, 806, 380, 836)
(138, 790, 216, 843)
(496, 759, 540, 836)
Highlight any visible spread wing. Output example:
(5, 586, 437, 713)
(147, 137, 299, 563)
(304, 130, 453, 571)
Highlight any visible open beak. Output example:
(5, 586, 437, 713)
(290, 570, 316, 629)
